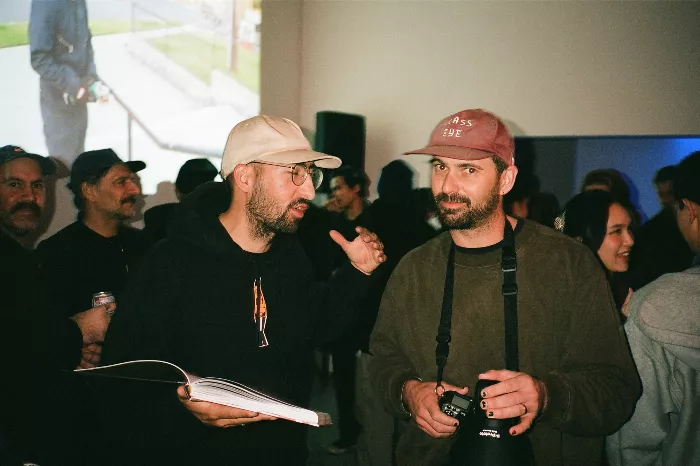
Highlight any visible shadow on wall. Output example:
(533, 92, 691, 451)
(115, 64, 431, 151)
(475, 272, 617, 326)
(30, 158, 71, 245)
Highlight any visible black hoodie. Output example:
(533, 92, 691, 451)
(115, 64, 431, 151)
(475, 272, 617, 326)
(100, 181, 370, 464)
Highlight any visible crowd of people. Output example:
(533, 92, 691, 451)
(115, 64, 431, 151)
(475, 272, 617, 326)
(1, 108, 698, 466)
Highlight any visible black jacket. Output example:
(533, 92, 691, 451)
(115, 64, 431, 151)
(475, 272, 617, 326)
(0, 230, 82, 465)
(99, 182, 371, 464)
(143, 202, 178, 245)
(627, 208, 695, 289)
(36, 221, 150, 317)
(29, 0, 97, 96)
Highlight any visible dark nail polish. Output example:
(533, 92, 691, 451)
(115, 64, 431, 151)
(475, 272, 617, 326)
(510, 429, 516, 436)
(454, 422, 459, 427)
(480, 401, 487, 408)
(481, 390, 487, 398)
(487, 411, 494, 417)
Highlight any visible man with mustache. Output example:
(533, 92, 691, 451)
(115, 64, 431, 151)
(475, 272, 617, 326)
(0, 145, 113, 464)
(34, 148, 149, 464)
(37, 148, 149, 320)
(369, 109, 640, 466)
(99, 115, 386, 465)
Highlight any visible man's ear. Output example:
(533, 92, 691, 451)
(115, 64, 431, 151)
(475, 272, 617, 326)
(499, 165, 518, 196)
(232, 164, 254, 194)
(682, 198, 699, 222)
(81, 181, 97, 203)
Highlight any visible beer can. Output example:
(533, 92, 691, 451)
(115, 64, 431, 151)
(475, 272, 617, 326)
(92, 291, 115, 308)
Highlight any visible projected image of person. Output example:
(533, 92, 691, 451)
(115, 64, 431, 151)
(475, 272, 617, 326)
(29, 0, 106, 162)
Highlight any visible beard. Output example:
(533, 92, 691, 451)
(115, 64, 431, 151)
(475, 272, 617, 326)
(109, 195, 139, 221)
(0, 201, 42, 237)
(434, 183, 500, 230)
(246, 181, 308, 239)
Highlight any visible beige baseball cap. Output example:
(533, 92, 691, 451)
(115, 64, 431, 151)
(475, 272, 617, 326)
(220, 115, 342, 178)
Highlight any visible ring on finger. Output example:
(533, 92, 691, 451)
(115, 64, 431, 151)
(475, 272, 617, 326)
(521, 403, 528, 415)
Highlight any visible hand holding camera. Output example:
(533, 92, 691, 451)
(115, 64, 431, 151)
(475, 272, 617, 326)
(477, 370, 547, 436)
(402, 379, 469, 438)
(438, 377, 539, 466)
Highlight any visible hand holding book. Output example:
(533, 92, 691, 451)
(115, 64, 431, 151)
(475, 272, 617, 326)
(75, 360, 331, 427)
(176, 385, 277, 427)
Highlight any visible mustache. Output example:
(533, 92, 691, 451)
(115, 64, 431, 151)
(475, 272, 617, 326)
(434, 193, 471, 206)
(288, 198, 311, 209)
(10, 202, 41, 216)
(121, 196, 138, 205)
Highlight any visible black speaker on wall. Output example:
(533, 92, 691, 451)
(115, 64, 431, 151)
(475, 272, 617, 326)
(314, 111, 366, 170)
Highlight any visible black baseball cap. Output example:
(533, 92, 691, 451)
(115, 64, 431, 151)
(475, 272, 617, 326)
(175, 158, 218, 195)
(0, 145, 57, 175)
(69, 149, 146, 191)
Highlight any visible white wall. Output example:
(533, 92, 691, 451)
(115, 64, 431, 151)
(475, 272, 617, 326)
(296, 0, 700, 186)
(260, 0, 303, 122)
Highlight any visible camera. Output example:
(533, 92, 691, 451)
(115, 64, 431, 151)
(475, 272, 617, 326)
(443, 380, 536, 466)
(439, 391, 475, 423)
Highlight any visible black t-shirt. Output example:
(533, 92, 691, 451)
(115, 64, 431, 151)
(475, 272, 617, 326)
(36, 221, 150, 316)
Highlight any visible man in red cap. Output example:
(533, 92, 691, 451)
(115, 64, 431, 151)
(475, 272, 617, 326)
(369, 109, 640, 465)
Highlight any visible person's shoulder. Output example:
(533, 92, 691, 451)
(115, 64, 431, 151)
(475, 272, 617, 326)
(519, 221, 605, 279)
(132, 235, 184, 272)
(521, 220, 593, 257)
(120, 224, 146, 238)
(395, 231, 450, 270)
(144, 203, 177, 223)
(634, 267, 700, 306)
(0, 231, 28, 261)
(628, 267, 700, 346)
(37, 222, 82, 253)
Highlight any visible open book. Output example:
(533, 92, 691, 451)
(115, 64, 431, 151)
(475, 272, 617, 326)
(75, 360, 331, 427)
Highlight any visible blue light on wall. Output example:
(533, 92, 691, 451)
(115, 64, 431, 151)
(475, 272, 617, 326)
(574, 136, 700, 220)
(670, 138, 700, 164)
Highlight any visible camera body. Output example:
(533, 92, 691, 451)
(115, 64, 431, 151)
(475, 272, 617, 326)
(439, 391, 475, 423)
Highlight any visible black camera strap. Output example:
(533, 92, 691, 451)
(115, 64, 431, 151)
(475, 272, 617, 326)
(435, 220, 518, 391)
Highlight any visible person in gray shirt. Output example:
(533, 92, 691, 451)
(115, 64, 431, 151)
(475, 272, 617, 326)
(607, 150, 700, 466)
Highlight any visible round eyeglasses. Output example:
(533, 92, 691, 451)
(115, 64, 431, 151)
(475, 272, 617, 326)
(250, 161, 323, 189)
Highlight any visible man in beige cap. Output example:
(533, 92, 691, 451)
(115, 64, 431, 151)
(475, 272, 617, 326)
(369, 109, 639, 466)
(101, 115, 386, 465)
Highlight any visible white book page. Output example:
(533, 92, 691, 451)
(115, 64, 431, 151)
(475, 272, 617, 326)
(191, 378, 330, 427)
(75, 359, 196, 384)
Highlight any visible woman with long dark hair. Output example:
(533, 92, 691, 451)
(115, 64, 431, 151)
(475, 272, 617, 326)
(556, 190, 635, 319)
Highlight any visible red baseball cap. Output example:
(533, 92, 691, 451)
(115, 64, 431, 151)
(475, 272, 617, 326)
(404, 109, 515, 166)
